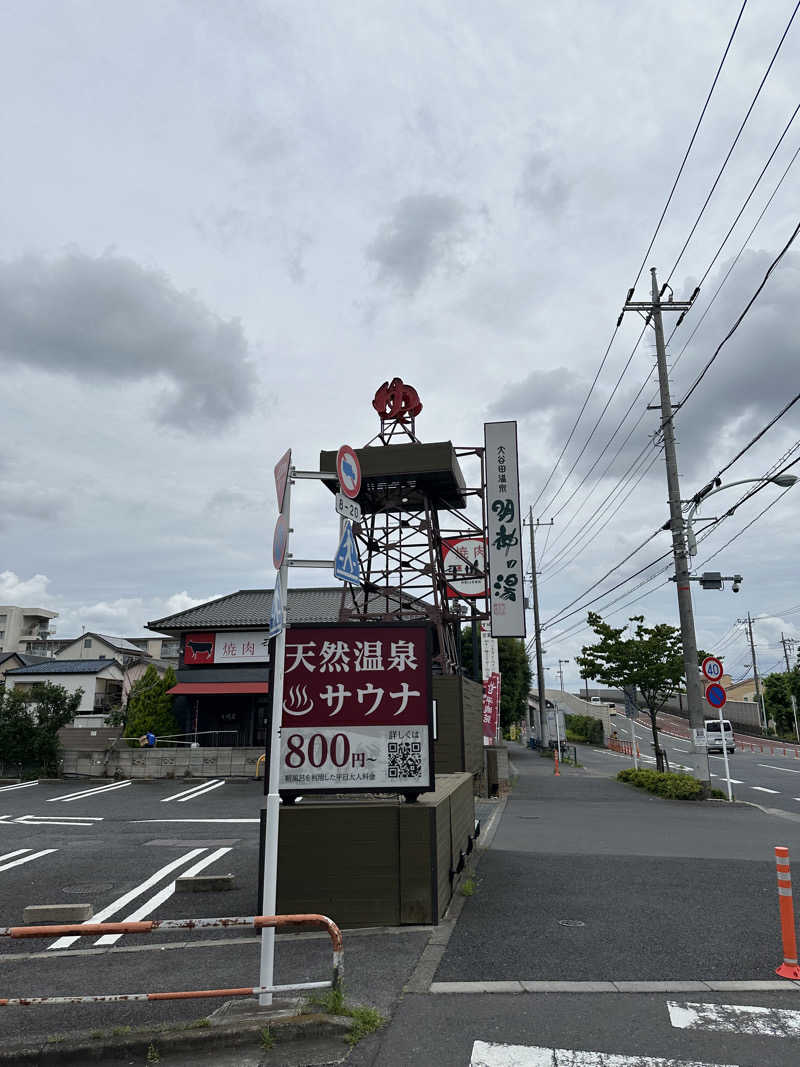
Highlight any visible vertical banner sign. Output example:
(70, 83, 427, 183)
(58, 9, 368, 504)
(484, 421, 526, 638)
(480, 622, 499, 680)
(482, 671, 501, 743)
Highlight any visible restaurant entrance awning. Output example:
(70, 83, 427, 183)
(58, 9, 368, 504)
(168, 682, 268, 695)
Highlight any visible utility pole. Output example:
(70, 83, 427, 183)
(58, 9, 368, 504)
(781, 632, 795, 673)
(741, 612, 765, 729)
(526, 509, 552, 744)
(622, 270, 705, 778)
(558, 658, 569, 693)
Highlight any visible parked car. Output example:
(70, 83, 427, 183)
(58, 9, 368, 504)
(704, 718, 735, 755)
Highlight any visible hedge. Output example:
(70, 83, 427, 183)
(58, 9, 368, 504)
(564, 713, 604, 745)
(616, 767, 707, 800)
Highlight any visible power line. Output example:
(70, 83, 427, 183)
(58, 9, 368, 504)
(707, 392, 800, 488)
(675, 217, 800, 411)
(666, 0, 800, 284)
(530, 1, 753, 516)
(629, 0, 750, 292)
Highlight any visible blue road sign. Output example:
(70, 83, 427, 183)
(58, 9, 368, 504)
(334, 521, 361, 584)
(268, 573, 285, 638)
(705, 682, 727, 709)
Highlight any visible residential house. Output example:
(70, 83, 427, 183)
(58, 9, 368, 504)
(0, 651, 50, 683)
(55, 633, 150, 666)
(4, 659, 125, 723)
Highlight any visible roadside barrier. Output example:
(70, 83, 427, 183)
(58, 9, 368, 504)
(256, 753, 266, 778)
(0, 913, 343, 1007)
(774, 848, 800, 980)
(553, 749, 560, 776)
(607, 738, 641, 758)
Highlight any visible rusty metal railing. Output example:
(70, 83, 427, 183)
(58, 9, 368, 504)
(0, 913, 342, 1007)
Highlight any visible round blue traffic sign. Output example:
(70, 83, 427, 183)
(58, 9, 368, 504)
(705, 682, 727, 709)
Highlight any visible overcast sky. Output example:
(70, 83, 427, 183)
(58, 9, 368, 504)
(1, 1, 798, 688)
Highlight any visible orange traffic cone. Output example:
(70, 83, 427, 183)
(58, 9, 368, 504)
(554, 750, 560, 776)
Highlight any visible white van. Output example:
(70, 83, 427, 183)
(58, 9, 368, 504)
(590, 697, 602, 705)
(704, 718, 735, 755)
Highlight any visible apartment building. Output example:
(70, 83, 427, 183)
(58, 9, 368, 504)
(0, 605, 58, 655)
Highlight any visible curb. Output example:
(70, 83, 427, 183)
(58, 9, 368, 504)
(0, 1009, 353, 1064)
(404, 792, 509, 994)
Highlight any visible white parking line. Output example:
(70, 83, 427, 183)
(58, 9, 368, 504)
(160, 779, 225, 803)
(668, 999, 800, 1037)
(0, 848, 33, 864)
(0, 781, 39, 793)
(93, 847, 232, 945)
(471, 1040, 736, 1065)
(0, 848, 57, 873)
(48, 780, 132, 803)
(757, 763, 800, 774)
(132, 818, 260, 824)
(48, 848, 208, 949)
(750, 786, 780, 794)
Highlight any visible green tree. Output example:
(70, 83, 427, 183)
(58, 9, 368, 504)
(123, 665, 179, 744)
(0, 682, 82, 777)
(460, 627, 532, 731)
(764, 668, 800, 737)
(576, 613, 692, 772)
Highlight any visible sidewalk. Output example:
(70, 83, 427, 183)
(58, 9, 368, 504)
(433, 742, 800, 983)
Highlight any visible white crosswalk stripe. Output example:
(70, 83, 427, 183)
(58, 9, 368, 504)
(470, 1040, 737, 1065)
(0, 781, 39, 793)
(750, 786, 780, 794)
(668, 1000, 800, 1038)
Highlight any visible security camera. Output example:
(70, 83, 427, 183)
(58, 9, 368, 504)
(732, 582, 740, 593)
(732, 574, 742, 593)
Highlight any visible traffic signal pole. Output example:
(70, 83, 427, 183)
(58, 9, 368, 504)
(622, 270, 707, 782)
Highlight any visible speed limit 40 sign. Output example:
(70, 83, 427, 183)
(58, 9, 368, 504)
(702, 655, 724, 682)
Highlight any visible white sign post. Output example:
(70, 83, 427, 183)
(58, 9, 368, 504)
(484, 421, 526, 638)
(259, 459, 292, 1006)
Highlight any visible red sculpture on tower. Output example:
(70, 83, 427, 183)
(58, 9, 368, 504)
(372, 378, 423, 422)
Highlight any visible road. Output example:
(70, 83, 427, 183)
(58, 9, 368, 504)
(348, 744, 800, 1067)
(599, 715, 800, 816)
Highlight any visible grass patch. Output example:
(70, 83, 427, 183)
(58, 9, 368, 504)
(459, 876, 477, 897)
(111, 1026, 132, 1037)
(183, 1018, 211, 1030)
(260, 1026, 274, 1051)
(617, 767, 712, 800)
(346, 1006, 384, 1046)
(306, 985, 386, 1046)
(710, 787, 728, 800)
(146, 1043, 160, 1064)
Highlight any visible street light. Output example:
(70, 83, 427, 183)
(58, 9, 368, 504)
(684, 475, 799, 556)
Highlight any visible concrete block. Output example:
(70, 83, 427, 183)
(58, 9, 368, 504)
(175, 873, 235, 893)
(23, 903, 93, 923)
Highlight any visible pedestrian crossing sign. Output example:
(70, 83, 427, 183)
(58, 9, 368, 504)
(334, 521, 361, 584)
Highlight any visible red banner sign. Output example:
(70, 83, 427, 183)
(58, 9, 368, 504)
(482, 671, 501, 742)
(278, 624, 433, 793)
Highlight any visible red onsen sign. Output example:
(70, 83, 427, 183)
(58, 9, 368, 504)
(482, 671, 501, 742)
(278, 625, 433, 794)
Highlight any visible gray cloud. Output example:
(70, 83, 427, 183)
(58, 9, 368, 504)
(489, 367, 584, 420)
(518, 149, 571, 214)
(0, 483, 70, 528)
(367, 194, 467, 293)
(0, 252, 258, 431)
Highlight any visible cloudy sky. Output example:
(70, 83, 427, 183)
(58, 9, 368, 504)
(1, 1, 798, 687)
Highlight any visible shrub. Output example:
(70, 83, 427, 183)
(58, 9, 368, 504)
(616, 768, 706, 800)
(564, 713, 604, 745)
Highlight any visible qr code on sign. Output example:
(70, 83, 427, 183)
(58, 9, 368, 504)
(387, 741, 422, 779)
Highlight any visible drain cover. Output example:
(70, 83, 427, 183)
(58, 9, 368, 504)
(62, 883, 113, 895)
(558, 919, 585, 928)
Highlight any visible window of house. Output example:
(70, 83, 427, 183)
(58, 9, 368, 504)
(84, 638, 92, 648)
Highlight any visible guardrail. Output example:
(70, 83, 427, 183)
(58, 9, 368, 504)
(0, 913, 342, 1007)
(608, 738, 640, 758)
(737, 740, 800, 757)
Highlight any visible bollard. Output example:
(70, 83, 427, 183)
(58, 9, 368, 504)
(775, 847, 800, 979)
(553, 749, 560, 776)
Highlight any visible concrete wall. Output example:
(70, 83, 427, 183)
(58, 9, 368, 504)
(61, 745, 262, 779)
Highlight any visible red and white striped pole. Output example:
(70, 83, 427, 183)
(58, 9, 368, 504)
(775, 847, 800, 979)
